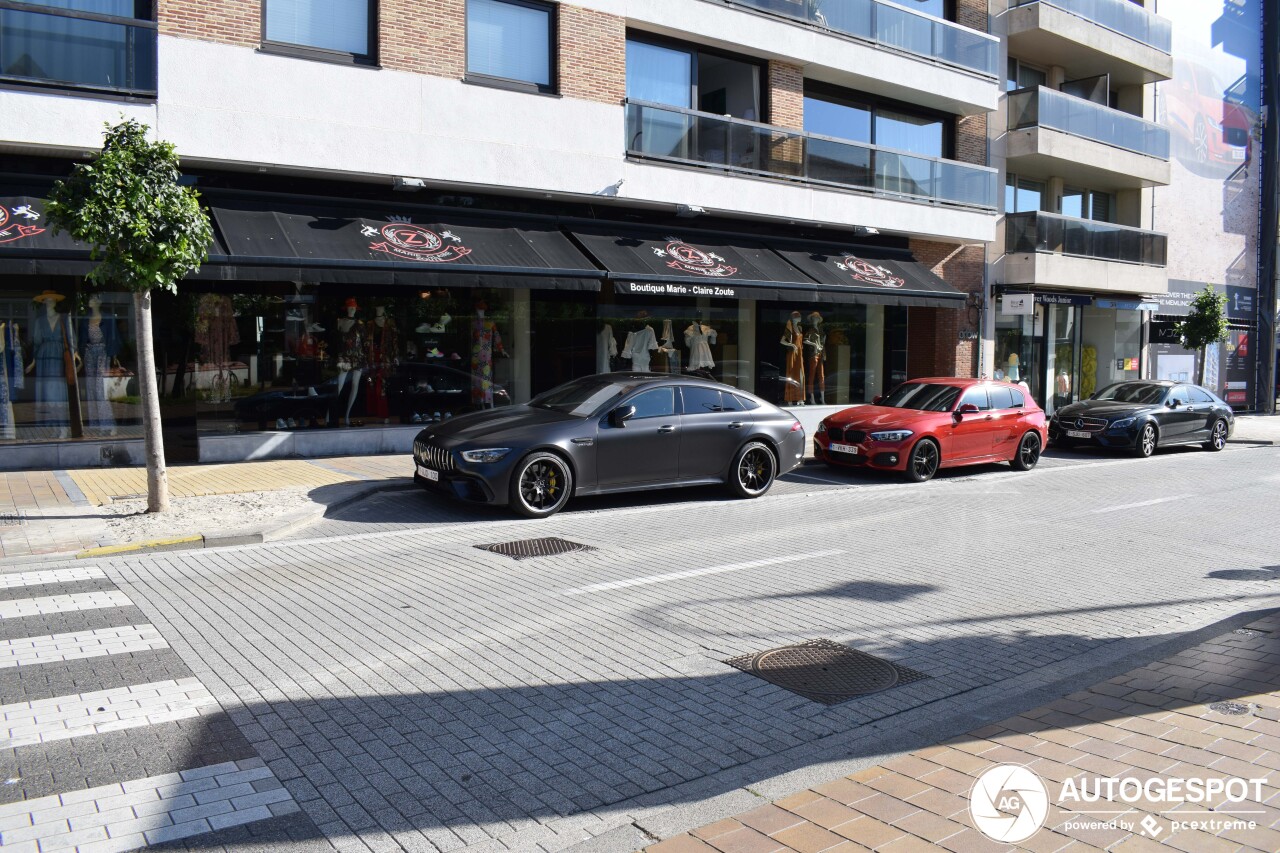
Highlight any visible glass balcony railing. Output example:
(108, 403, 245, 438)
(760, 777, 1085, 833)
(1005, 211, 1167, 266)
(0, 3, 157, 95)
(625, 100, 998, 210)
(723, 0, 999, 78)
(1009, 0, 1171, 54)
(1007, 87, 1170, 160)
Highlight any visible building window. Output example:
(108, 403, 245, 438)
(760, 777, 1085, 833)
(1007, 57, 1047, 92)
(263, 0, 376, 63)
(466, 0, 555, 93)
(0, 0, 157, 95)
(1061, 186, 1115, 222)
(1005, 175, 1044, 213)
(804, 83, 950, 158)
(625, 35, 762, 120)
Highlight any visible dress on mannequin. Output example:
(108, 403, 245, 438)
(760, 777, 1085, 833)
(684, 321, 716, 370)
(27, 291, 79, 435)
(622, 318, 658, 371)
(332, 299, 365, 426)
(0, 322, 17, 439)
(471, 303, 505, 407)
(365, 307, 399, 420)
(79, 295, 119, 434)
(780, 312, 806, 404)
(597, 324, 617, 373)
(803, 312, 825, 405)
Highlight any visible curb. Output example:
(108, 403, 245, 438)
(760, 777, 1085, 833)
(70, 479, 414, 560)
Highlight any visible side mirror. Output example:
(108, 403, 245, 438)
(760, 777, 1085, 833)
(954, 403, 979, 419)
(609, 405, 636, 427)
(873, 395, 883, 404)
(1167, 398, 1179, 409)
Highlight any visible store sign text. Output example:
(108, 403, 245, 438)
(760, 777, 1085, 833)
(622, 282, 739, 298)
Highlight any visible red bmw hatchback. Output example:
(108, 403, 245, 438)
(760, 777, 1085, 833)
(814, 378, 1048, 482)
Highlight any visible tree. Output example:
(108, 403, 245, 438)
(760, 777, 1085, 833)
(1173, 285, 1228, 387)
(47, 119, 212, 513)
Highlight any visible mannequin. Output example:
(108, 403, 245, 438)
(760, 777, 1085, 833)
(621, 311, 658, 371)
(194, 294, 239, 403)
(1005, 353, 1020, 382)
(26, 290, 81, 438)
(803, 311, 826, 405)
(79, 294, 120, 435)
(780, 310, 806, 405)
(597, 323, 617, 373)
(332, 298, 365, 426)
(365, 306, 399, 422)
(0, 321, 17, 439)
(1054, 369, 1072, 411)
(471, 300, 506, 408)
(684, 317, 717, 371)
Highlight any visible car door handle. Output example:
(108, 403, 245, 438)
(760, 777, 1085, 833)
(983, 415, 993, 421)
(658, 425, 677, 434)
(728, 422, 745, 429)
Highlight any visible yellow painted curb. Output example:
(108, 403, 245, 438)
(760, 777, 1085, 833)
(77, 534, 204, 558)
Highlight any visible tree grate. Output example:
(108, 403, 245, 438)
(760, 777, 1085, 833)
(0, 512, 24, 527)
(1208, 701, 1252, 716)
(726, 639, 928, 705)
(475, 537, 596, 561)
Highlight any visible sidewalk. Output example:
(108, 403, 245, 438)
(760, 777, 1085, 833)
(646, 612, 1280, 853)
(0, 454, 410, 561)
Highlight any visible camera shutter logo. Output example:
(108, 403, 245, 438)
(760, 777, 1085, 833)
(969, 764, 1049, 843)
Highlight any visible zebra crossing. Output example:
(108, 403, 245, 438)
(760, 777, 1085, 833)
(0, 564, 316, 852)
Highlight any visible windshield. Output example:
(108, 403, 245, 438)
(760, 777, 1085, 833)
(879, 383, 963, 412)
(1094, 383, 1167, 404)
(528, 376, 632, 417)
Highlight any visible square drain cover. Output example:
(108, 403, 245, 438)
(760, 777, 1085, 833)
(727, 639, 927, 705)
(476, 537, 596, 561)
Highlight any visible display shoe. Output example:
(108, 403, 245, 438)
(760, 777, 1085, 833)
(427, 348, 444, 358)
(427, 313, 452, 333)
(444, 412, 453, 419)
(287, 418, 298, 429)
(308, 323, 326, 333)
(432, 411, 442, 422)
(415, 323, 430, 333)
(276, 418, 287, 430)
(307, 387, 318, 397)
(449, 352, 461, 361)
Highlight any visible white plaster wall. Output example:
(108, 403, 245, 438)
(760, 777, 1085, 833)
(0, 90, 156, 157)
(1000, 252, 1169, 294)
(577, 0, 998, 115)
(1005, 4, 1172, 85)
(1005, 127, 1171, 188)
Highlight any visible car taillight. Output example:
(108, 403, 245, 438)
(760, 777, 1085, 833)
(790, 420, 803, 432)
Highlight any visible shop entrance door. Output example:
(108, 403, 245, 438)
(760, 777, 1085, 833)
(1044, 303, 1081, 417)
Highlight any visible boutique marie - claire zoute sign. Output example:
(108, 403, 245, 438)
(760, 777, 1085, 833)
(363, 217, 473, 263)
(620, 281, 743, 298)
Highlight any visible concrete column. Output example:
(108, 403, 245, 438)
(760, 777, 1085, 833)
(1046, 176, 1065, 213)
(512, 290, 531, 404)
(1048, 66, 1067, 90)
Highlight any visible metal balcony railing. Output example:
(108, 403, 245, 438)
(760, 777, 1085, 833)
(0, 1, 157, 95)
(625, 100, 998, 210)
(718, 0, 999, 77)
(1008, 0, 1171, 54)
(1007, 87, 1170, 159)
(1005, 211, 1168, 266)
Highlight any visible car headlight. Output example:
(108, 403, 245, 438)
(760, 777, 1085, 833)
(460, 448, 512, 463)
(869, 430, 914, 442)
(1110, 417, 1135, 429)
(816, 421, 827, 434)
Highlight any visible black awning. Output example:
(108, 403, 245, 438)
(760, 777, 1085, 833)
(0, 195, 96, 275)
(771, 241, 966, 308)
(571, 227, 817, 291)
(208, 200, 603, 289)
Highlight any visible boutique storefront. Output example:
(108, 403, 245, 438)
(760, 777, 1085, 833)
(0, 190, 966, 469)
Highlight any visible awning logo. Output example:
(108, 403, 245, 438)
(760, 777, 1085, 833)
(653, 237, 737, 278)
(835, 254, 905, 288)
(0, 203, 45, 245)
(969, 764, 1049, 843)
(365, 219, 472, 263)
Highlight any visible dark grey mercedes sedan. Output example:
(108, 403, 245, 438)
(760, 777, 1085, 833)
(412, 373, 806, 517)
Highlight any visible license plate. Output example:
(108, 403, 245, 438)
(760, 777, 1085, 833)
(418, 465, 439, 482)
(1066, 429, 1091, 439)
(829, 442, 858, 455)
(1232, 147, 1246, 160)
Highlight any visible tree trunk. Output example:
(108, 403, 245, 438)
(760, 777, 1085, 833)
(1197, 346, 1207, 386)
(133, 291, 170, 513)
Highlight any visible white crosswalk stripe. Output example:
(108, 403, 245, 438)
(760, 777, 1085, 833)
(0, 590, 133, 619)
(0, 624, 168, 669)
(0, 566, 106, 589)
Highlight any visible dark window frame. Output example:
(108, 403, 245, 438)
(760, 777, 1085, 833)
(803, 79, 955, 159)
(625, 30, 769, 121)
(259, 0, 379, 68)
(464, 0, 558, 96)
(0, 0, 158, 97)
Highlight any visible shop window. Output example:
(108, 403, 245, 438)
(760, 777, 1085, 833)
(263, 0, 376, 63)
(466, 0, 555, 93)
(0, 0, 157, 95)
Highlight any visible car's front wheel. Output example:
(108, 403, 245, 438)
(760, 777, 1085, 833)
(1011, 432, 1042, 471)
(1203, 418, 1228, 452)
(509, 452, 573, 518)
(904, 438, 940, 483)
(728, 441, 776, 499)
(1132, 422, 1158, 458)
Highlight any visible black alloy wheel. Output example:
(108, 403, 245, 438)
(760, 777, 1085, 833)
(509, 452, 573, 518)
(904, 438, 940, 483)
(729, 441, 777, 499)
(1132, 422, 1158, 458)
(1204, 419, 1228, 452)
(1011, 432, 1042, 471)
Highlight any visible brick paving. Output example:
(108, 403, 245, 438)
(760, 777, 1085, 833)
(646, 613, 1280, 853)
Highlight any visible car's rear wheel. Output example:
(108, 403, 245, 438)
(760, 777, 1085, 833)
(1203, 418, 1228, 451)
(904, 438, 940, 483)
(509, 452, 572, 518)
(1132, 422, 1158, 458)
(1011, 432, 1042, 471)
(728, 441, 776, 499)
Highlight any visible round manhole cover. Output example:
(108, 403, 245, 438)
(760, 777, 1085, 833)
(1208, 701, 1251, 716)
(1234, 629, 1259, 637)
(749, 642, 899, 698)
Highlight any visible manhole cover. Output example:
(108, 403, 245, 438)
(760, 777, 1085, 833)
(1208, 701, 1252, 716)
(0, 512, 24, 527)
(1234, 629, 1260, 637)
(476, 537, 596, 561)
(726, 639, 927, 705)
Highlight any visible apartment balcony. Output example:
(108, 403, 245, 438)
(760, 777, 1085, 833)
(1003, 0, 1172, 87)
(999, 211, 1169, 294)
(625, 99, 998, 210)
(1005, 87, 1171, 189)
